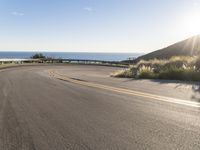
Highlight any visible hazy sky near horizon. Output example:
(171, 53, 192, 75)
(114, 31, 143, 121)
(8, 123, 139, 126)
(0, 0, 200, 53)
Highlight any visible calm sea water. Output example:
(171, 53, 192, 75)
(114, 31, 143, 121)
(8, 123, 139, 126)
(0, 52, 142, 61)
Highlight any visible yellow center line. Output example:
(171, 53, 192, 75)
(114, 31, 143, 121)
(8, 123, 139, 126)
(48, 70, 200, 108)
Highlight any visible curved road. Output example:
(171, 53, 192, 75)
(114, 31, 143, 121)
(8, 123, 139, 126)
(0, 65, 200, 150)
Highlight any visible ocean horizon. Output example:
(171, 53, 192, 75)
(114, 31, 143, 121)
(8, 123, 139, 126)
(0, 52, 143, 61)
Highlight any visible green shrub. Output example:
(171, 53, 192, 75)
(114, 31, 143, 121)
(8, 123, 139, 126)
(112, 69, 133, 78)
(31, 53, 46, 59)
(195, 56, 200, 71)
(138, 67, 158, 79)
(158, 68, 200, 81)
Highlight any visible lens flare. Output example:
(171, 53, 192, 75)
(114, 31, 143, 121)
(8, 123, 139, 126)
(182, 11, 200, 35)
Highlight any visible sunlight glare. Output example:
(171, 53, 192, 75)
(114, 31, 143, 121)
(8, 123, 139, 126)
(182, 10, 200, 35)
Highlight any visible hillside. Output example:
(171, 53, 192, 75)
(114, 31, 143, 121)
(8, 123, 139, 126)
(134, 35, 200, 62)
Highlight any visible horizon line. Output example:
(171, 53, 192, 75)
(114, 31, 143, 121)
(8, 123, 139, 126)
(0, 50, 144, 54)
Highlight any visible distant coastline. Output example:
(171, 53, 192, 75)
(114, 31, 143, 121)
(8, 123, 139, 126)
(0, 52, 143, 62)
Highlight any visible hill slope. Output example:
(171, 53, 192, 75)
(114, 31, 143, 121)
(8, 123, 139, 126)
(135, 35, 200, 62)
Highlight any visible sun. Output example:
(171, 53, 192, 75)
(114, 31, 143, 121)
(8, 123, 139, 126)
(182, 11, 200, 35)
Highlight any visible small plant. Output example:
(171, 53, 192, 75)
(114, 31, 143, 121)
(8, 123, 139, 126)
(112, 69, 133, 78)
(138, 66, 157, 79)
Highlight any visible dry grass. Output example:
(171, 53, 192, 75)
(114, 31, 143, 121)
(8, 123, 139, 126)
(113, 56, 200, 81)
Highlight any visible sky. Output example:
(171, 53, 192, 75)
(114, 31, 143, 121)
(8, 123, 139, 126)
(0, 0, 200, 53)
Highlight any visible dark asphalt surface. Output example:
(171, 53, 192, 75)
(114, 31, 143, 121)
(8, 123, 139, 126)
(1, 65, 200, 150)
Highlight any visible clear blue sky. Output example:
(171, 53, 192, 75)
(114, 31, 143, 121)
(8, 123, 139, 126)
(0, 0, 200, 52)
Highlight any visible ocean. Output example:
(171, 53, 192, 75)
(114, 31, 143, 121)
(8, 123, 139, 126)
(0, 52, 142, 61)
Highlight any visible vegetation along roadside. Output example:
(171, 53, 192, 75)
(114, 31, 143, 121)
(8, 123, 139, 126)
(113, 56, 200, 81)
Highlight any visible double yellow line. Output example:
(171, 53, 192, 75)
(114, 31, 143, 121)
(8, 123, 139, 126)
(49, 70, 200, 108)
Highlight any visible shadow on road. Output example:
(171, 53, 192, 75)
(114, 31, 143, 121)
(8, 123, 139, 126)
(148, 79, 200, 103)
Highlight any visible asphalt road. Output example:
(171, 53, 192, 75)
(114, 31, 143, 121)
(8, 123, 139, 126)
(1, 65, 200, 150)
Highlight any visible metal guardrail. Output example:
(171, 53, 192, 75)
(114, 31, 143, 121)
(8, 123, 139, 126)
(0, 58, 130, 66)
